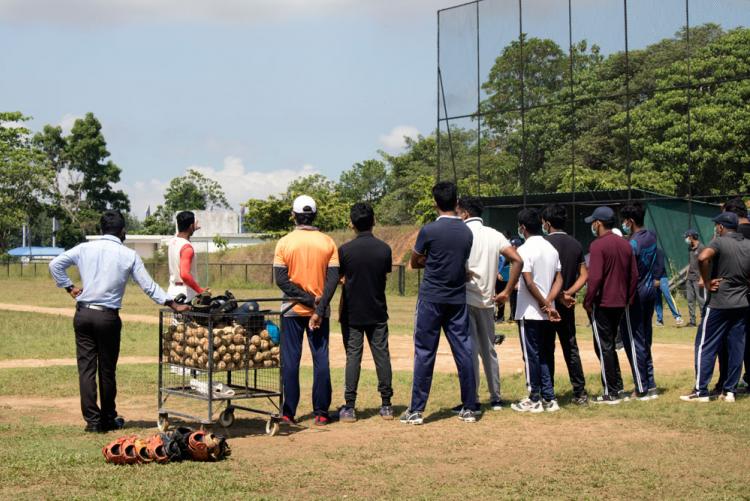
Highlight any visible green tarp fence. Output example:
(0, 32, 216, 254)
(481, 190, 721, 280)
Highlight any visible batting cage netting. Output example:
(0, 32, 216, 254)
(437, 0, 750, 273)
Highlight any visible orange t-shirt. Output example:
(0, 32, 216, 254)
(273, 228, 339, 316)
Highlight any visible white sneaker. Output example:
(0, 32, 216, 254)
(680, 391, 709, 402)
(542, 399, 560, 412)
(719, 392, 735, 403)
(511, 397, 543, 413)
(675, 316, 684, 326)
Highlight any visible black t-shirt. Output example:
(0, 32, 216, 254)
(738, 223, 750, 239)
(544, 232, 584, 291)
(338, 232, 392, 326)
(414, 217, 473, 304)
(707, 232, 750, 309)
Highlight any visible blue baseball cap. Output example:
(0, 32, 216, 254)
(584, 206, 615, 224)
(713, 212, 739, 229)
(510, 237, 524, 247)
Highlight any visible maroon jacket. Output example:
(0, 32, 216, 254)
(584, 231, 638, 309)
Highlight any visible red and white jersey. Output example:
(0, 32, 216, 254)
(167, 236, 202, 300)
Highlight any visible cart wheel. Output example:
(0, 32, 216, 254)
(218, 409, 235, 428)
(266, 419, 280, 436)
(157, 414, 169, 433)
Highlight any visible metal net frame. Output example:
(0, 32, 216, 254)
(437, 0, 750, 232)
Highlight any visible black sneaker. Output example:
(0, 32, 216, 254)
(494, 333, 506, 345)
(457, 408, 478, 422)
(339, 406, 356, 423)
(101, 416, 125, 432)
(631, 390, 650, 401)
(489, 400, 504, 411)
(379, 405, 394, 420)
(399, 409, 424, 425)
(450, 404, 463, 415)
(84, 423, 104, 433)
(646, 388, 660, 400)
(592, 394, 622, 405)
(571, 394, 589, 406)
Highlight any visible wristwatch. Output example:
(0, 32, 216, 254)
(65, 285, 75, 293)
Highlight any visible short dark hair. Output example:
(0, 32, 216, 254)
(600, 219, 615, 230)
(350, 202, 374, 232)
(724, 197, 748, 218)
(432, 182, 458, 212)
(620, 204, 645, 226)
(518, 208, 542, 235)
(176, 211, 195, 232)
(541, 204, 567, 229)
(457, 196, 483, 218)
(100, 210, 126, 236)
(294, 211, 316, 226)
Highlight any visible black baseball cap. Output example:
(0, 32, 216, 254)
(713, 212, 739, 229)
(683, 228, 699, 238)
(584, 206, 615, 224)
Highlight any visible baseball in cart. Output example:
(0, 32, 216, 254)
(157, 293, 293, 436)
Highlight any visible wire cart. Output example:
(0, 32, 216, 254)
(157, 298, 289, 436)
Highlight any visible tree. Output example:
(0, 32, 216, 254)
(338, 159, 387, 204)
(163, 169, 230, 213)
(0, 112, 52, 251)
(141, 169, 231, 235)
(33, 113, 129, 246)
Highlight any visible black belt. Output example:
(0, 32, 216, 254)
(77, 303, 119, 314)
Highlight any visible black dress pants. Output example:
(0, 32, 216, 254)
(73, 306, 122, 427)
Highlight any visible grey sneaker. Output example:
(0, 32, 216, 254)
(457, 408, 478, 423)
(399, 409, 424, 425)
(510, 397, 543, 413)
(339, 406, 356, 423)
(451, 404, 482, 415)
(542, 399, 560, 412)
(379, 405, 394, 420)
(647, 388, 660, 400)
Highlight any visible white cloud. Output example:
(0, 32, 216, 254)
(120, 157, 317, 217)
(59, 113, 81, 135)
(0, 0, 451, 24)
(190, 157, 317, 208)
(379, 125, 420, 153)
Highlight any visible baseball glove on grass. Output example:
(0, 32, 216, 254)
(145, 434, 170, 464)
(102, 435, 139, 465)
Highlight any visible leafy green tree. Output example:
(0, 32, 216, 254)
(33, 113, 129, 246)
(141, 169, 231, 235)
(338, 159, 387, 204)
(0, 112, 52, 251)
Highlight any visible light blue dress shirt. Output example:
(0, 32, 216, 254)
(49, 234, 170, 309)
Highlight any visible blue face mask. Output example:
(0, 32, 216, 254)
(542, 225, 550, 236)
(590, 224, 598, 237)
(621, 222, 631, 235)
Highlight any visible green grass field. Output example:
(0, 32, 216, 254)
(0, 277, 747, 499)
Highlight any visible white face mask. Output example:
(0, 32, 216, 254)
(590, 223, 598, 237)
(684, 237, 691, 245)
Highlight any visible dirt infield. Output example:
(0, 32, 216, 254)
(0, 302, 693, 375)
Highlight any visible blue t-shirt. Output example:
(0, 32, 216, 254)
(414, 216, 473, 304)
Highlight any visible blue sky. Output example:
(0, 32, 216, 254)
(1, 0, 747, 215)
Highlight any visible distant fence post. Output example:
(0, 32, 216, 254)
(398, 265, 405, 296)
(244, 264, 248, 283)
(270, 265, 274, 286)
(219, 264, 223, 282)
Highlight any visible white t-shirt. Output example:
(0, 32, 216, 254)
(465, 218, 511, 309)
(515, 235, 561, 321)
(167, 236, 198, 301)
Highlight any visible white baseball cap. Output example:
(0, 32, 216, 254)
(292, 195, 317, 214)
